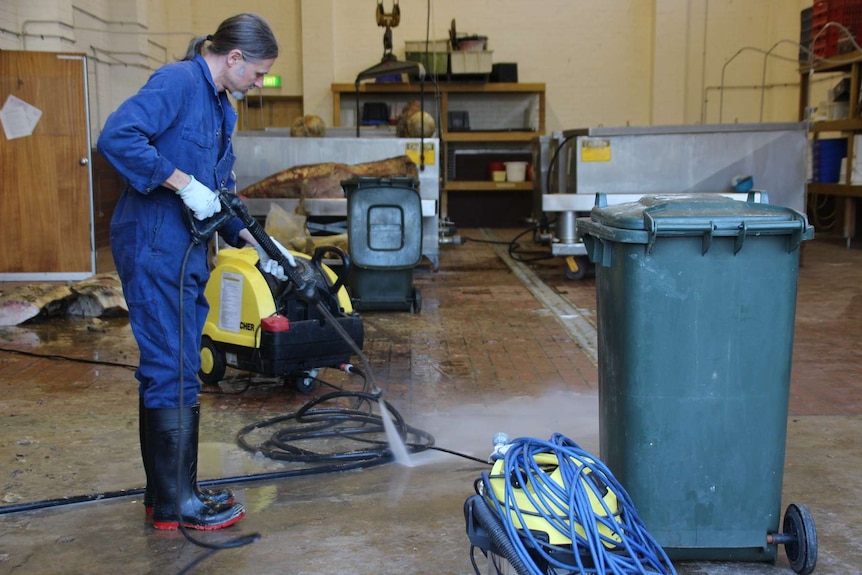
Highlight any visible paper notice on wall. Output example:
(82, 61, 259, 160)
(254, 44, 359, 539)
(0, 95, 42, 140)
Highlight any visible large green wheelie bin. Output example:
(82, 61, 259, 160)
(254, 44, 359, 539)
(577, 193, 817, 573)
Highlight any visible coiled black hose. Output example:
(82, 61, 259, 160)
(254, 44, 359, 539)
(465, 494, 532, 575)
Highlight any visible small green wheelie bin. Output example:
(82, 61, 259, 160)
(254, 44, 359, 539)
(577, 193, 817, 574)
(342, 176, 423, 313)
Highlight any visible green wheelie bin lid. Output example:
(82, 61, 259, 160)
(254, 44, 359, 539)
(577, 193, 813, 263)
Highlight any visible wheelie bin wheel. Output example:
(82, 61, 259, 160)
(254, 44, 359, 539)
(783, 503, 817, 575)
(411, 287, 422, 314)
(198, 336, 226, 386)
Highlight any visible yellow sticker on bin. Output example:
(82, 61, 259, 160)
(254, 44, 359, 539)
(581, 139, 611, 162)
(405, 142, 436, 165)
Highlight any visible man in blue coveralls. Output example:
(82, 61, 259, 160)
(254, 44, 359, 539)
(98, 13, 294, 531)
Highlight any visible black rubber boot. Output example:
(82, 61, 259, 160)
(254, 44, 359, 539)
(138, 397, 234, 515)
(145, 404, 245, 530)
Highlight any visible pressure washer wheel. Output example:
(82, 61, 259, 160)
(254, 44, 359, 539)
(287, 369, 318, 393)
(783, 503, 817, 575)
(199, 335, 226, 386)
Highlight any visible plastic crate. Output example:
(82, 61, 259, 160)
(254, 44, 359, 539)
(801, 7, 813, 62)
(405, 51, 447, 75)
(450, 50, 493, 75)
(405, 39, 449, 53)
(812, 138, 847, 183)
(812, 0, 862, 58)
(405, 40, 449, 75)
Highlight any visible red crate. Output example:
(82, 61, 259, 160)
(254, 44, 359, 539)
(812, 0, 862, 58)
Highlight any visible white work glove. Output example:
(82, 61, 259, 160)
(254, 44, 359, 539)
(176, 175, 222, 221)
(255, 237, 297, 281)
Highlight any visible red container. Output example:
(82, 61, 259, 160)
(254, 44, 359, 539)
(488, 161, 506, 181)
(812, 0, 862, 58)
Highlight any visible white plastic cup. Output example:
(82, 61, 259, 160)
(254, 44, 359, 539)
(341, 108, 356, 127)
(505, 161, 527, 182)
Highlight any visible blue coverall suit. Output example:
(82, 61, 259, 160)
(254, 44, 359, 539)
(97, 55, 246, 408)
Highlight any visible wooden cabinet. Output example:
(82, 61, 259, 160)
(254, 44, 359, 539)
(237, 95, 303, 131)
(332, 82, 545, 220)
(799, 51, 862, 243)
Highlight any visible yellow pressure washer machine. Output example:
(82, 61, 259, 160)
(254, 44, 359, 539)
(194, 195, 364, 392)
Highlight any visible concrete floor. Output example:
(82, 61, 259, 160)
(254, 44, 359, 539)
(0, 230, 860, 575)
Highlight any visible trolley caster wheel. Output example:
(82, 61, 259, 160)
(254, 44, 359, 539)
(411, 287, 422, 314)
(564, 256, 589, 281)
(198, 336, 226, 386)
(783, 503, 817, 574)
(291, 369, 318, 393)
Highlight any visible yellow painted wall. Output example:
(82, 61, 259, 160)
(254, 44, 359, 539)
(1, 0, 825, 134)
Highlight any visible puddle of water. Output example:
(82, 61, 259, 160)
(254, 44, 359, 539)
(413, 390, 600, 465)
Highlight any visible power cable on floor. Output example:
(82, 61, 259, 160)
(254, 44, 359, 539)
(0, 345, 281, 396)
(0, 346, 138, 370)
(461, 224, 557, 264)
(0, 365, 486, 513)
(0, 423, 488, 514)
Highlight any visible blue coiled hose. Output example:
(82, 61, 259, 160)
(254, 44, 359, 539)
(480, 433, 676, 575)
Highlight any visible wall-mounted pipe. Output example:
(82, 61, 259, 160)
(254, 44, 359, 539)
(72, 5, 147, 30)
(705, 82, 799, 123)
(91, 46, 156, 67)
(758, 40, 804, 122)
(716, 45, 803, 123)
(147, 40, 168, 65)
(699, 0, 710, 124)
(12, 14, 173, 65)
(21, 19, 76, 48)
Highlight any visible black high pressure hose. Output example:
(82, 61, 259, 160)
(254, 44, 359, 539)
(176, 239, 260, 553)
(0, 192, 430, 518)
(0, 191, 449, 575)
(465, 494, 532, 575)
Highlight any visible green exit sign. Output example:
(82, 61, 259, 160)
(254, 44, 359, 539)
(262, 75, 282, 88)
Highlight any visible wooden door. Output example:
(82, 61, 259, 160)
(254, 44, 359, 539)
(0, 51, 94, 280)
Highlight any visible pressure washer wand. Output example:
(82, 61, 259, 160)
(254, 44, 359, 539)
(218, 192, 319, 303)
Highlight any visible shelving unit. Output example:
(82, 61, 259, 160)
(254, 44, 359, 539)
(332, 82, 545, 220)
(237, 95, 303, 131)
(799, 50, 862, 243)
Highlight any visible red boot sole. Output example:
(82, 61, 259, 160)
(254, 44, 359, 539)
(153, 511, 245, 531)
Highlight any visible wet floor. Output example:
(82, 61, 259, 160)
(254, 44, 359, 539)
(0, 230, 860, 574)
